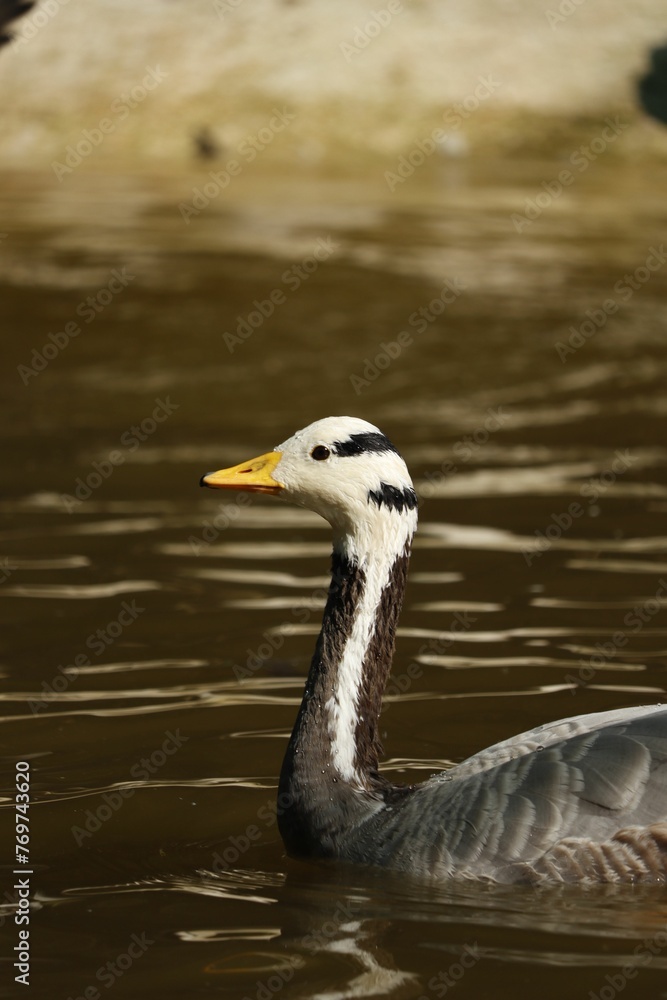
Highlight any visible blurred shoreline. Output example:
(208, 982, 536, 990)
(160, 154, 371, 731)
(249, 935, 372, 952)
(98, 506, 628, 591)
(1, 0, 666, 172)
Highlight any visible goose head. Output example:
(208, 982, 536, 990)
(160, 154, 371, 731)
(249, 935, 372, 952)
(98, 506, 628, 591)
(201, 416, 418, 559)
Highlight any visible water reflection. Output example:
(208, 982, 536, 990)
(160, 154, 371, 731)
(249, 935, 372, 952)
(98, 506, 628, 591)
(1, 160, 667, 998)
(49, 858, 667, 999)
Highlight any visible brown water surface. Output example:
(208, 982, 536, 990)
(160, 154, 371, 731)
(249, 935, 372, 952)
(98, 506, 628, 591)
(2, 158, 667, 999)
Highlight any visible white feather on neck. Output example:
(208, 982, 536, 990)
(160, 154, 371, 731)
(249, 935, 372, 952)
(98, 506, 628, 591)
(326, 503, 417, 786)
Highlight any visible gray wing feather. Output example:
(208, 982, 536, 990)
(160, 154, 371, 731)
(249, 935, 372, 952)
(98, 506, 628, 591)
(358, 706, 667, 881)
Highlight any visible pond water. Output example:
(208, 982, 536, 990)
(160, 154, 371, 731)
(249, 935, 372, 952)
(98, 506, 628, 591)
(2, 155, 667, 1000)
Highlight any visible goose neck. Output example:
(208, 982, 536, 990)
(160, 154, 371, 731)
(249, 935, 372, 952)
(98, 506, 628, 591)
(278, 516, 414, 855)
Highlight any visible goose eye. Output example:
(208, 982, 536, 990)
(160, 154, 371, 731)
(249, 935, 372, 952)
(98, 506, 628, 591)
(311, 445, 330, 461)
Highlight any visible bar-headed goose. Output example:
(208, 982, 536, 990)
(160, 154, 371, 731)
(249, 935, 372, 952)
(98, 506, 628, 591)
(201, 416, 667, 883)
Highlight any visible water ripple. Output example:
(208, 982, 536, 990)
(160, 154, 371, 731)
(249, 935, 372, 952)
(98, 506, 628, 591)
(532, 596, 667, 610)
(0, 555, 90, 569)
(416, 655, 645, 672)
(160, 541, 330, 559)
(189, 568, 329, 588)
(0, 580, 160, 599)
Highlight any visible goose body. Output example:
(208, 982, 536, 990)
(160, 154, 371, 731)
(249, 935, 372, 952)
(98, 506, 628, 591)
(202, 417, 667, 883)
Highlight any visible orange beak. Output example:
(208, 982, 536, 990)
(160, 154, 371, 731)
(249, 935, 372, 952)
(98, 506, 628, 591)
(200, 450, 284, 495)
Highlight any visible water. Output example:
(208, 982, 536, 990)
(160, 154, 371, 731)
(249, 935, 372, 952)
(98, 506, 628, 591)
(2, 155, 667, 999)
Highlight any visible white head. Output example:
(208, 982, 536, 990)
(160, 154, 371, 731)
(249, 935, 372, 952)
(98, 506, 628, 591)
(201, 416, 418, 562)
